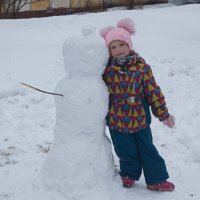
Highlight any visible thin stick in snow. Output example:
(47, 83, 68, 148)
(20, 82, 63, 97)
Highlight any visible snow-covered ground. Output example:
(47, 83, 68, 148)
(0, 3, 200, 200)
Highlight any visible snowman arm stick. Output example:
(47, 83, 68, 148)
(20, 82, 63, 97)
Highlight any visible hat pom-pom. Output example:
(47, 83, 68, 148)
(99, 26, 114, 39)
(117, 18, 135, 35)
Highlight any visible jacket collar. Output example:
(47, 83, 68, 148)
(110, 51, 140, 68)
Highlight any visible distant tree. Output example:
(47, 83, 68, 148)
(0, 0, 4, 15)
(1, 0, 44, 19)
(102, 0, 106, 10)
(85, 0, 92, 9)
(127, 0, 143, 10)
(102, 0, 114, 11)
(48, 0, 54, 9)
(127, 0, 134, 9)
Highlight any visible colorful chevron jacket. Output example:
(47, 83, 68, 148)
(103, 51, 170, 133)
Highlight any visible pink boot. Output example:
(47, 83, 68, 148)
(121, 176, 135, 188)
(147, 180, 175, 191)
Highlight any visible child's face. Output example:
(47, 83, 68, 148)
(109, 40, 130, 59)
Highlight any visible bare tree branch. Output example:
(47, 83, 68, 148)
(17, 0, 44, 13)
(0, 0, 4, 14)
(2, 0, 46, 18)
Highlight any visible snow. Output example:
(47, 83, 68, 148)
(0, 3, 200, 200)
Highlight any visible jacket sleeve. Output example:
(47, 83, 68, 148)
(102, 65, 110, 86)
(102, 71, 107, 85)
(142, 64, 170, 121)
(102, 59, 112, 86)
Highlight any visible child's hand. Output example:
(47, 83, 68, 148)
(163, 115, 175, 128)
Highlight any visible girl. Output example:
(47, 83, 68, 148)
(99, 18, 175, 191)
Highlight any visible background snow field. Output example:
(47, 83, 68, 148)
(0, 4, 200, 200)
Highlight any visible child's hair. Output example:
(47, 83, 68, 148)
(99, 18, 135, 50)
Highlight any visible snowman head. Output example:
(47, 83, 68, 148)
(63, 26, 109, 77)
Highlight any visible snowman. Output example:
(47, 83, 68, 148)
(41, 26, 116, 200)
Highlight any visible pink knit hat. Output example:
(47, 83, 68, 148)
(99, 18, 135, 50)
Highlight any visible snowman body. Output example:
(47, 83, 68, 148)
(41, 29, 115, 199)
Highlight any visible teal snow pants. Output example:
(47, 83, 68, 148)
(109, 126, 169, 185)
